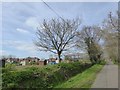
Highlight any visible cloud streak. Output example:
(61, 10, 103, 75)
(0, 50, 8, 56)
(25, 17, 39, 29)
(3, 40, 37, 53)
(16, 28, 30, 34)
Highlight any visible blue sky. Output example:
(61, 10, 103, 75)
(1, 2, 117, 59)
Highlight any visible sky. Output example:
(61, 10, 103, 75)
(1, 2, 118, 59)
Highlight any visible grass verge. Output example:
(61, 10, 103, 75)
(54, 64, 104, 89)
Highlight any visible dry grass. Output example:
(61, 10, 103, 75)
(15, 65, 43, 71)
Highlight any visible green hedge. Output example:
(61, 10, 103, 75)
(2, 62, 92, 89)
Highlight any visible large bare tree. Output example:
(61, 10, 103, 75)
(34, 18, 81, 62)
(76, 26, 103, 64)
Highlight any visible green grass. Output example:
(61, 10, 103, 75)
(54, 64, 104, 89)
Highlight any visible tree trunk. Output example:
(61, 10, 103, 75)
(58, 51, 62, 63)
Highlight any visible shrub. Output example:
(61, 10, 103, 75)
(2, 64, 16, 73)
(98, 60, 106, 65)
(2, 61, 92, 89)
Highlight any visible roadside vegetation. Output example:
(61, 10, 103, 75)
(54, 64, 104, 89)
(2, 61, 93, 89)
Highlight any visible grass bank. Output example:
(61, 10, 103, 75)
(54, 64, 104, 89)
(2, 62, 92, 89)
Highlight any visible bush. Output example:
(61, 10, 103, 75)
(2, 62, 92, 89)
(98, 60, 106, 65)
(2, 64, 16, 73)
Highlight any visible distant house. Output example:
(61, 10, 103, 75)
(4, 57, 38, 66)
(64, 53, 88, 61)
(20, 59, 26, 66)
(48, 58, 59, 65)
(37, 60, 47, 66)
(18, 57, 40, 66)
(5, 58, 20, 65)
(6, 58, 13, 63)
(2, 56, 60, 66)
(25, 57, 40, 62)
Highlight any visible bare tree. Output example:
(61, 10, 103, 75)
(108, 12, 118, 30)
(76, 26, 103, 64)
(34, 18, 81, 62)
(102, 12, 118, 62)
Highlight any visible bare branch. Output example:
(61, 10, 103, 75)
(34, 18, 81, 60)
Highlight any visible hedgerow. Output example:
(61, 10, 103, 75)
(2, 61, 92, 89)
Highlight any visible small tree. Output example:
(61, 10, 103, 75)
(76, 26, 103, 64)
(34, 18, 81, 62)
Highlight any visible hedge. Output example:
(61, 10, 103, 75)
(2, 61, 92, 89)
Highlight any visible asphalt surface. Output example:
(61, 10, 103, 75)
(91, 61, 118, 88)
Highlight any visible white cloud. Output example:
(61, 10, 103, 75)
(15, 43, 36, 52)
(0, 50, 8, 56)
(16, 28, 30, 34)
(3, 40, 38, 53)
(25, 17, 39, 29)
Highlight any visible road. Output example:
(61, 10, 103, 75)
(91, 60, 118, 88)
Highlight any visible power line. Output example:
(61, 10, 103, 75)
(41, 0, 64, 21)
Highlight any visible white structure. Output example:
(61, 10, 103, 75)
(7, 59, 11, 63)
(20, 60, 26, 66)
(56, 59, 59, 63)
